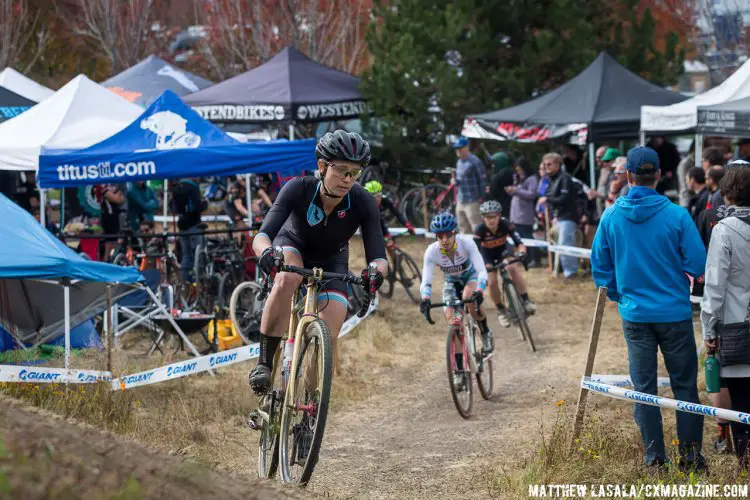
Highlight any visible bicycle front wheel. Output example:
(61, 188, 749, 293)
(506, 282, 536, 352)
(468, 318, 493, 400)
(446, 326, 472, 419)
(279, 319, 333, 486)
(229, 281, 263, 343)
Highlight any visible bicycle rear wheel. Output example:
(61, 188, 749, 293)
(467, 317, 493, 400)
(217, 271, 237, 319)
(506, 282, 536, 352)
(279, 319, 333, 486)
(396, 249, 422, 304)
(446, 326, 472, 419)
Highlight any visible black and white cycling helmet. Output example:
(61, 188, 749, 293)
(479, 200, 502, 215)
(315, 130, 371, 166)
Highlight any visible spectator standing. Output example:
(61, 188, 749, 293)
(99, 184, 126, 259)
(736, 138, 750, 162)
(452, 137, 487, 234)
(173, 178, 208, 281)
(605, 158, 629, 208)
(488, 151, 514, 217)
(14, 171, 39, 213)
(506, 158, 540, 267)
(706, 166, 726, 210)
(702, 146, 724, 174)
(701, 165, 750, 468)
(126, 181, 159, 231)
(686, 167, 709, 225)
(591, 146, 707, 471)
(537, 153, 580, 279)
(647, 136, 680, 194)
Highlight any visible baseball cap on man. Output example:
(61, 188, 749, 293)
(601, 148, 622, 162)
(625, 146, 660, 173)
(452, 137, 469, 149)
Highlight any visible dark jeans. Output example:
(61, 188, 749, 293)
(514, 224, 540, 264)
(725, 377, 750, 467)
(179, 226, 202, 281)
(623, 319, 703, 464)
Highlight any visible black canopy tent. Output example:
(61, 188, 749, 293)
(696, 97, 750, 136)
(184, 46, 366, 132)
(102, 55, 213, 106)
(462, 52, 687, 186)
(0, 85, 35, 124)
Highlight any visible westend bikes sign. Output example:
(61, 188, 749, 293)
(191, 100, 367, 123)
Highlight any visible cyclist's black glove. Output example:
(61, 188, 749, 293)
(420, 299, 431, 316)
(259, 246, 284, 277)
(471, 290, 484, 307)
(361, 266, 384, 293)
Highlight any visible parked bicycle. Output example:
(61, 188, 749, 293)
(380, 233, 422, 304)
(248, 263, 378, 486)
(422, 293, 492, 418)
(488, 254, 536, 352)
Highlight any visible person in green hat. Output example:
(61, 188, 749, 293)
(488, 151, 514, 217)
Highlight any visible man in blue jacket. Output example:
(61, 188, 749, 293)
(592, 146, 707, 471)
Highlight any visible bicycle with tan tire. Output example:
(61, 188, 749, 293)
(248, 262, 378, 486)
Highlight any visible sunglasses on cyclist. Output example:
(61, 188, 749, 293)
(324, 161, 363, 180)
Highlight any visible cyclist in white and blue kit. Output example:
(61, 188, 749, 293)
(419, 212, 493, 355)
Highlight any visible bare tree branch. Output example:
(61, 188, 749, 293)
(0, 0, 49, 72)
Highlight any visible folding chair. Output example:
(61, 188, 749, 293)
(113, 268, 165, 349)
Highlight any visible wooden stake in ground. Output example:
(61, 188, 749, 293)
(544, 205, 553, 273)
(106, 285, 113, 373)
(570, 286, 608, 449)
(421, 186, 429, 230)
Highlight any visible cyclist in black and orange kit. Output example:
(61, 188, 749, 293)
(248, 130, 388, 395)
(364, 180, 416, 244)
(473, 200, 537, 328)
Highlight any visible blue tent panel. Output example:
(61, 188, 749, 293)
(38, 90, 316, 188)
(0, 193, 143, 283)
(1, 320, 102, 352)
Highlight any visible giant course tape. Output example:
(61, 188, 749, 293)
(0, 298, 378, 390)
(582, 377, 750, 425)
(589, 374, 671, 389)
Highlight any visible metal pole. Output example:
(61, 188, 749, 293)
(61, 189, 65, 229)
(106, 285, 113, 372)
(64, 285, 71, 372)
(39, 187, 46, 227)
(588, 142, 596, 189)
(162, 180, 168, 233)
(289, 124, 295, 140)
(695, 134, 704, 168)
(639, 131, 646, 146)
(245, 173, 252, 225)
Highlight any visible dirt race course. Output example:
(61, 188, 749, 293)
(1, 238, 712, 499)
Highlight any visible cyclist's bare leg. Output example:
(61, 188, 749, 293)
(508, 262, 527, 295)
(462, 281, 484, 322)
(259, 249, 304, 338)
(319, 300, 346, 376)
(487, 270, 503, 305)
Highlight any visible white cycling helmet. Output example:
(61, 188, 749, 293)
(479, 200, 502, 215)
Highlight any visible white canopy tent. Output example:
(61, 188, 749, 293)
(640, 58, 750, 163)
(0, 68, 54, 103)
(0, 74, 142, 171)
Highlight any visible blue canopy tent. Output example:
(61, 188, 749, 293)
(37, 90, 317, 188)
(0, 193, 143, 368)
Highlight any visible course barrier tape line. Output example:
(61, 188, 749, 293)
(582, 377, 750, 426)
(109, 296, 379, 391)
(589, 374, 671, 389)
(386, 227, 592, 259)
(0, 365, 113, 384)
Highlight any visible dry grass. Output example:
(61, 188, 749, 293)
(487, 405, 749, 499)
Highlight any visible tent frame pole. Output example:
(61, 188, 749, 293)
(64, 284, 71, 373)
(289, 123, 295, 140)
(245, 173, 252, 225)
(639, 130, 646, 146)
(588, 142, 596, 189)
(695, 134, 704, 168)
(162, 180, 169, 233)
(39, 186, 46, 227)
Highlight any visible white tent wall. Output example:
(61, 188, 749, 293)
(0, 68, 54, 103)
(0, 75, 142, 171)
(641, 59, 750, 133)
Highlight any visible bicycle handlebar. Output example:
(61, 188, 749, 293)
(488, 253, 528, 272)
(257, 262, 378, 319)
(421, 296, 480, 325)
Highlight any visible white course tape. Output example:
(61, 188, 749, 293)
(0, 365, 112, 384)
(589, 374, 671, 389)
(582, 378, 750, 425)
(111, 296, 379, 391)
